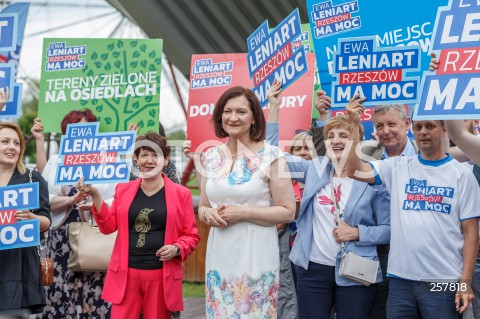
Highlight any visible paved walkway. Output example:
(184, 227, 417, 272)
(181, 297, 204, 319)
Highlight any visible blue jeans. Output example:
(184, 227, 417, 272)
(297, 261, 377, 319)
(387, 277, 461, 319)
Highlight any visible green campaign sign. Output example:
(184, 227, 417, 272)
(38, 38, 162, 134)
(295, 24, 322, 121)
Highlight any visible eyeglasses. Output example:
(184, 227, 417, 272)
(294, 129, 313, 136)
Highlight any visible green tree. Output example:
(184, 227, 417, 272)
(17, 78, 40, 164)
(17, 110, 38, 163)
(167, 129, 185, 141)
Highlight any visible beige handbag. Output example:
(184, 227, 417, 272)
(330, 169, 379, 286)
(339, 251, 379, 286)
(67, 213, 116, 272)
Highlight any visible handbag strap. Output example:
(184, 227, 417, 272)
(29, 169, 51, 257)
(330, 167, 346, 253)
(78, 209, 98, 228)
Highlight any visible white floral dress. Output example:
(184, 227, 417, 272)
(203, 144, 282, 319)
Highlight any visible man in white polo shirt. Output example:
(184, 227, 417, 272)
(344, 95, 480, 319)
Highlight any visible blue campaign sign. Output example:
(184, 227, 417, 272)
(0, 13, 18, 51)
(306, 0, 449, 106)
(55, 161, 132, 185)
(0, 3, 30, 80)
(331, 37, 421, 106)
(0, 83, 22, 119)
(310, 0, 361, 38)
(0, 182, 39, 211)
(0, 220, 40, 250)
(0, 63, 15, 102)
(247, 9, 308, 107)
(60, 122, 136, 155)
(190, 58, 233, 89)
(414, 0, 480, 120)
(55, 122, 136, 185)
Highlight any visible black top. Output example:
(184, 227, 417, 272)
(0, 169, 51, 313)
(128, 187, 167, 269)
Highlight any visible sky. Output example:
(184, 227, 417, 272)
(9, 0, 188, 133)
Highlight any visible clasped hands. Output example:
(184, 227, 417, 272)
(203, 205, 242, 227)
(156, 245, 179, 261)
(332, 222, 359, 243)
(74, 177, 97, 196)
(73, 177, 98, 212)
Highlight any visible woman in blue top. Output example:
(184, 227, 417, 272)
(267, 81, 390, 319)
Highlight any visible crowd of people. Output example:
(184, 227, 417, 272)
(0, 53, 479, 319)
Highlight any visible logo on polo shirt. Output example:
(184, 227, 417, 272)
(403, 178, 454, 214)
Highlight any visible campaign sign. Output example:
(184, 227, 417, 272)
(191, 58, 233, 89)
(293, 24, 313, 54)
(0, 13, 17, 51)
(0, 182, 40, 250)
(0, 3, 30, 79)
(0, 220, 40, 250)
(0, 83, 22, 119)
(0, 183, 39, 212)
(310, 0, 361, 38)
(306, 0, 449, 100)
(332, 37, 421, 106)
(0, 63, 15, 102)
(38, 38, 163, 134)
(55, 122, 136, 185)
(295, 24, 327, 122)
(187, 53, 315, 151)
(45, 42, 87, 71)
(414, 0, 480, 120)
(247, 9, 308, 106)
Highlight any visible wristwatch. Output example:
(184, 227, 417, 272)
(174, 245, 180, 256)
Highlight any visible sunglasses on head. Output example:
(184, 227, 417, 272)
(294, 129, 313, 136)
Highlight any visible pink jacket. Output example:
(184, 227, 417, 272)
(92, 175, 200, 311)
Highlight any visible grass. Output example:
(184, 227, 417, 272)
(183, 282, 205, 298)
(185, 171, 200, 196)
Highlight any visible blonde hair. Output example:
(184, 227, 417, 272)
(0, 122, 26, 174)
(323, 115, 364, 141)
(288, 131, 312, 155)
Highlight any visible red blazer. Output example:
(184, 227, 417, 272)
(92, 175, 200, 311)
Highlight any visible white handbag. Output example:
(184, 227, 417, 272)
(331, 169, 379, 286)
(339, 251, 379, 286)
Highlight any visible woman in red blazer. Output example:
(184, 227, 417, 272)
(77, 132, 200, 319)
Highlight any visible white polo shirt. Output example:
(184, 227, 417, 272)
(370, 154, 480, 281)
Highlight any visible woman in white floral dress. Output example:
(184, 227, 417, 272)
(197, 86, 296, 318)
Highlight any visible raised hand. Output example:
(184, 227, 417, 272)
(182, 140, 194, 159)
(429, 52, 439, 71)
(75, 177, 98, 197)
(267, 79, 283, 107)
(346, 94, 366, 124)
(315, 90, 332, 121)
(31, 118, 45, 140)
(127, 123, 140, 131)
(0, 86, 9, 111)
